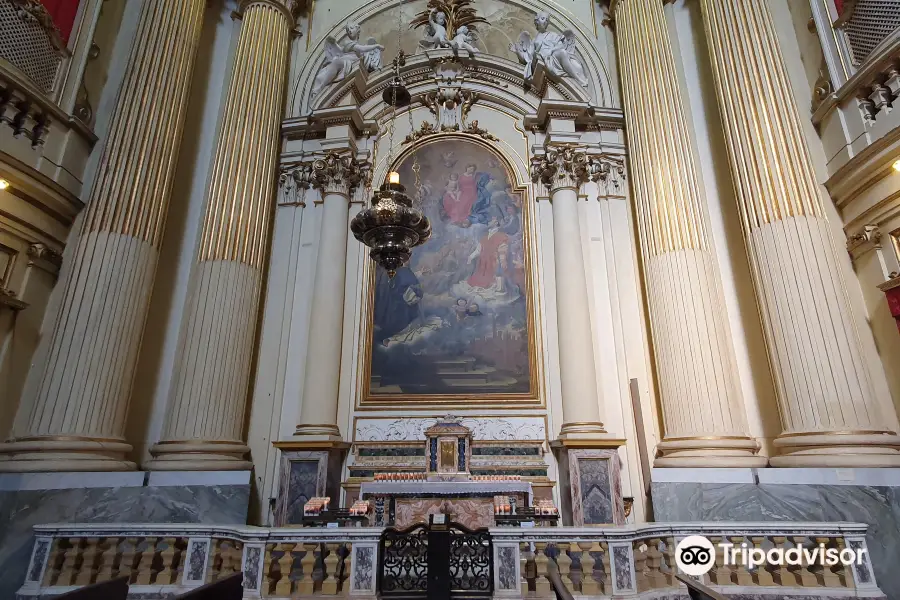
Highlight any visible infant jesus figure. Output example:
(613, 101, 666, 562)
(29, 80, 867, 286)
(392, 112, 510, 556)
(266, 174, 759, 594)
(450, 26, 479, 55)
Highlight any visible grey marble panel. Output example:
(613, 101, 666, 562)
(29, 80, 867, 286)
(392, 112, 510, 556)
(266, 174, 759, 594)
(612, 545, 633, 592)
(579, 459, 613, 524)
(185, 539, 209, 584)
(352, 545, 375, 592)
(496, 545, 517, 590)
(651, 481, 900, 599)
(243, 546, 261, 591)
(0, 484, 248, 599)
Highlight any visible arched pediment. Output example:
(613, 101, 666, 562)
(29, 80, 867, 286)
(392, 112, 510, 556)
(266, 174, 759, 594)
(289, 0, 615, 117)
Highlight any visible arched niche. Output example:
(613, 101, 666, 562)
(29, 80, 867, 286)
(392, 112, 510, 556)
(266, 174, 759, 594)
(290, 0, 616, 116)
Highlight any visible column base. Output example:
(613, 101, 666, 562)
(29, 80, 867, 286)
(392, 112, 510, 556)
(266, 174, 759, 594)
(293, 423, 343, 441)
(0, 436, 136, 472)
(558, 421, 610, 440)
(655, 437, 768, 468)
(145, 440, 252, 471)
(771, 431, 900, 467)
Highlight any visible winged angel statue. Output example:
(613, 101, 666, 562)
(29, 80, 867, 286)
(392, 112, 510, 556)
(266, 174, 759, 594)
(311, 22, 384, 99)
(509, 12, 589, 88)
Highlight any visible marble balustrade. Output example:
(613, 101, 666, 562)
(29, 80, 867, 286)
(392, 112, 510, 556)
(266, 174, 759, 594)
(18, 523, 882, 599)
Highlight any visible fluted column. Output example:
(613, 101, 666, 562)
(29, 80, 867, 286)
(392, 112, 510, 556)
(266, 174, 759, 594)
(613, 0, 763, 466)
(533, 148, 607, 440)
(146, 0, 295, 470)
(699, 0, 900, 466)
(0, 0, 206, 472)
(294, 152, 370, 440)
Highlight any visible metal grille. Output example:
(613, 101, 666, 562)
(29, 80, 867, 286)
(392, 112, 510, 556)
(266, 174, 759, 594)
(0, 0, 64, 94)
(844, 0, 900, 67)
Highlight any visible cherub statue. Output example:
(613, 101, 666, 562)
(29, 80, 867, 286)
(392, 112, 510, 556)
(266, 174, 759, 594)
(419, 9, 451, 49)
(509, 12, 589, 88)
(450, 25, 479, 54)
(312, 22, 384, 99)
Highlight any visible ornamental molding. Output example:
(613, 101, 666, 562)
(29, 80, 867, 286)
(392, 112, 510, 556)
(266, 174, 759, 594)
(311, 151, 372, 198)
(531, 145, 626, 194)
(27, 243, 62, 272)
(0, 287, 27, 311)
(354, 417, 547, 442)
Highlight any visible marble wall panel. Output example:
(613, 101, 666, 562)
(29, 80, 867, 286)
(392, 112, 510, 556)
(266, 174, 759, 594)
(277, 451, 327, 526)
(351, 543, 377, 595)
(394, 497, 494, 529)
(0, 484, 249, 600)
(651, 481, 900, 599)
(568, 449, 624, 526)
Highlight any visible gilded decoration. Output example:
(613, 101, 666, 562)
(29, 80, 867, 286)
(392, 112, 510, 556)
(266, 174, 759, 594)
(411, 0, 487, 52)
(363, 136, 537, 404)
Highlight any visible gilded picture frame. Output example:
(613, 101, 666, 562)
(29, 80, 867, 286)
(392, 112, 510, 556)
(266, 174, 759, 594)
(358, 134, 541, 408)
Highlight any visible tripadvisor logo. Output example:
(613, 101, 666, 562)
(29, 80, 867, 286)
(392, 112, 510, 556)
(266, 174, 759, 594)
(675, 535, 868, 577)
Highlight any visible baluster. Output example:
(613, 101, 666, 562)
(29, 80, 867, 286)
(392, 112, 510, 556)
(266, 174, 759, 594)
(708, 536, 730, 585)
(556, 543, 574, 592)
(832, 538, 851, 588)
(341, 544, 352, 597)
(578, 542, 599, 595)
(870, 84, 893, 112)
(274, 542, 295, 595)
(662, 536, 676, 586)
(118, 537, 139, 583)
(58, 538, 83, 586)
(729, 536, 752, 586)
(74, 537, 100, 585)
(750, 536, 774, 586)
(297, 543, 318, 595)
(789, 536, 818, 587)
(155, 537, 179, 585)
(599, 542, 613, 595)
(534, 543, 552, 595)
(43, 539, 64, 586)
(519, 543, 531, 597)
(322, 543, 341, 595)
(646, 538, 667, 589)
(96, 538, 119, 582)
(858, 95, 878, 124)
(633, 541, 649, 592)
(814, 537, 841, 588)
(134, 537, 158, 585)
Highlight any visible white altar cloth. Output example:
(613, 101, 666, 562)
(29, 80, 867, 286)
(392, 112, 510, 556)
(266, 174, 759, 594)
(359, 480, 533, 503)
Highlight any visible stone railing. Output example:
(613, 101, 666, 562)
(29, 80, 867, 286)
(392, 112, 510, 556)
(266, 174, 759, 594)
(814, 29, 900, 177)
(19, 524, 381, 599)
(18, 522, 882, 599)
(493, 523, 883, 598)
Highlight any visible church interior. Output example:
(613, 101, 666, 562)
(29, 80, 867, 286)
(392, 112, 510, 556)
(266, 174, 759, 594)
(3, 0, 900, 598)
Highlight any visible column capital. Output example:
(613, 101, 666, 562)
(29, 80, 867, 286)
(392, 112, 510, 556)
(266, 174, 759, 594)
(238, 0, 303, 25)
(530, 146, 625, 194)
(311, 151, 372, 198)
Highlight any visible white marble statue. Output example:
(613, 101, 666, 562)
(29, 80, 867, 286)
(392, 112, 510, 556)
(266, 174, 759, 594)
(450, 26, 479, 54)
(312, 22, 384, 99)
(419, 9, 451, 49)
(509, 12, 589, 88)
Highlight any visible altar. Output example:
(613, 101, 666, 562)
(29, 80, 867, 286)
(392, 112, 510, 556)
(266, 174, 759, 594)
(360, 479, 533, 528)
(354, 417, 546, 529)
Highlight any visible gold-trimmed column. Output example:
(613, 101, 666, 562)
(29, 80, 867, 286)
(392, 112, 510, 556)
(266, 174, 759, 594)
(0, 0, 206, 472)
(699, 0, 900, 466)
(613, 0, 764, 466)
(146, 0, 296, 470)
(293, 152, 370, 441)
(532, 147, 608, 441)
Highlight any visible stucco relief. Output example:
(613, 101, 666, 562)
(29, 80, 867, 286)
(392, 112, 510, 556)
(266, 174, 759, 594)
(354, 417, 546, 441)
(359, 0, 543, 60)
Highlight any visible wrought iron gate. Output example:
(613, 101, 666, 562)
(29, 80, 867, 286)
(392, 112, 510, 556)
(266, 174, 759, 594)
(378, 521, 493, 600)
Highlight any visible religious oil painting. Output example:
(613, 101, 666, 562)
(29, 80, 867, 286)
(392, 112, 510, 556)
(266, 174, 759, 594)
(365, 136, 535, 401)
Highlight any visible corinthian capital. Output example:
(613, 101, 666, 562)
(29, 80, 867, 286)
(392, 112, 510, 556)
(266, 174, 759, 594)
(311, 151, 372, 198)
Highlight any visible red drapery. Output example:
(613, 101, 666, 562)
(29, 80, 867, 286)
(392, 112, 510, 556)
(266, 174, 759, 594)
(835, 0, 844, 13)
(39, 0, 81, 44)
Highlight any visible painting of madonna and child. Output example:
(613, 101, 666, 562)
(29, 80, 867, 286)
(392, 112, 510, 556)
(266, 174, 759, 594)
(366, 137, 535, 399)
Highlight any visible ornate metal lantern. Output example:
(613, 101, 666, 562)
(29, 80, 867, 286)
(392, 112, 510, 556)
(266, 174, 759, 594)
(350, 25, 432, 277)
(350, 179, 431, 278)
